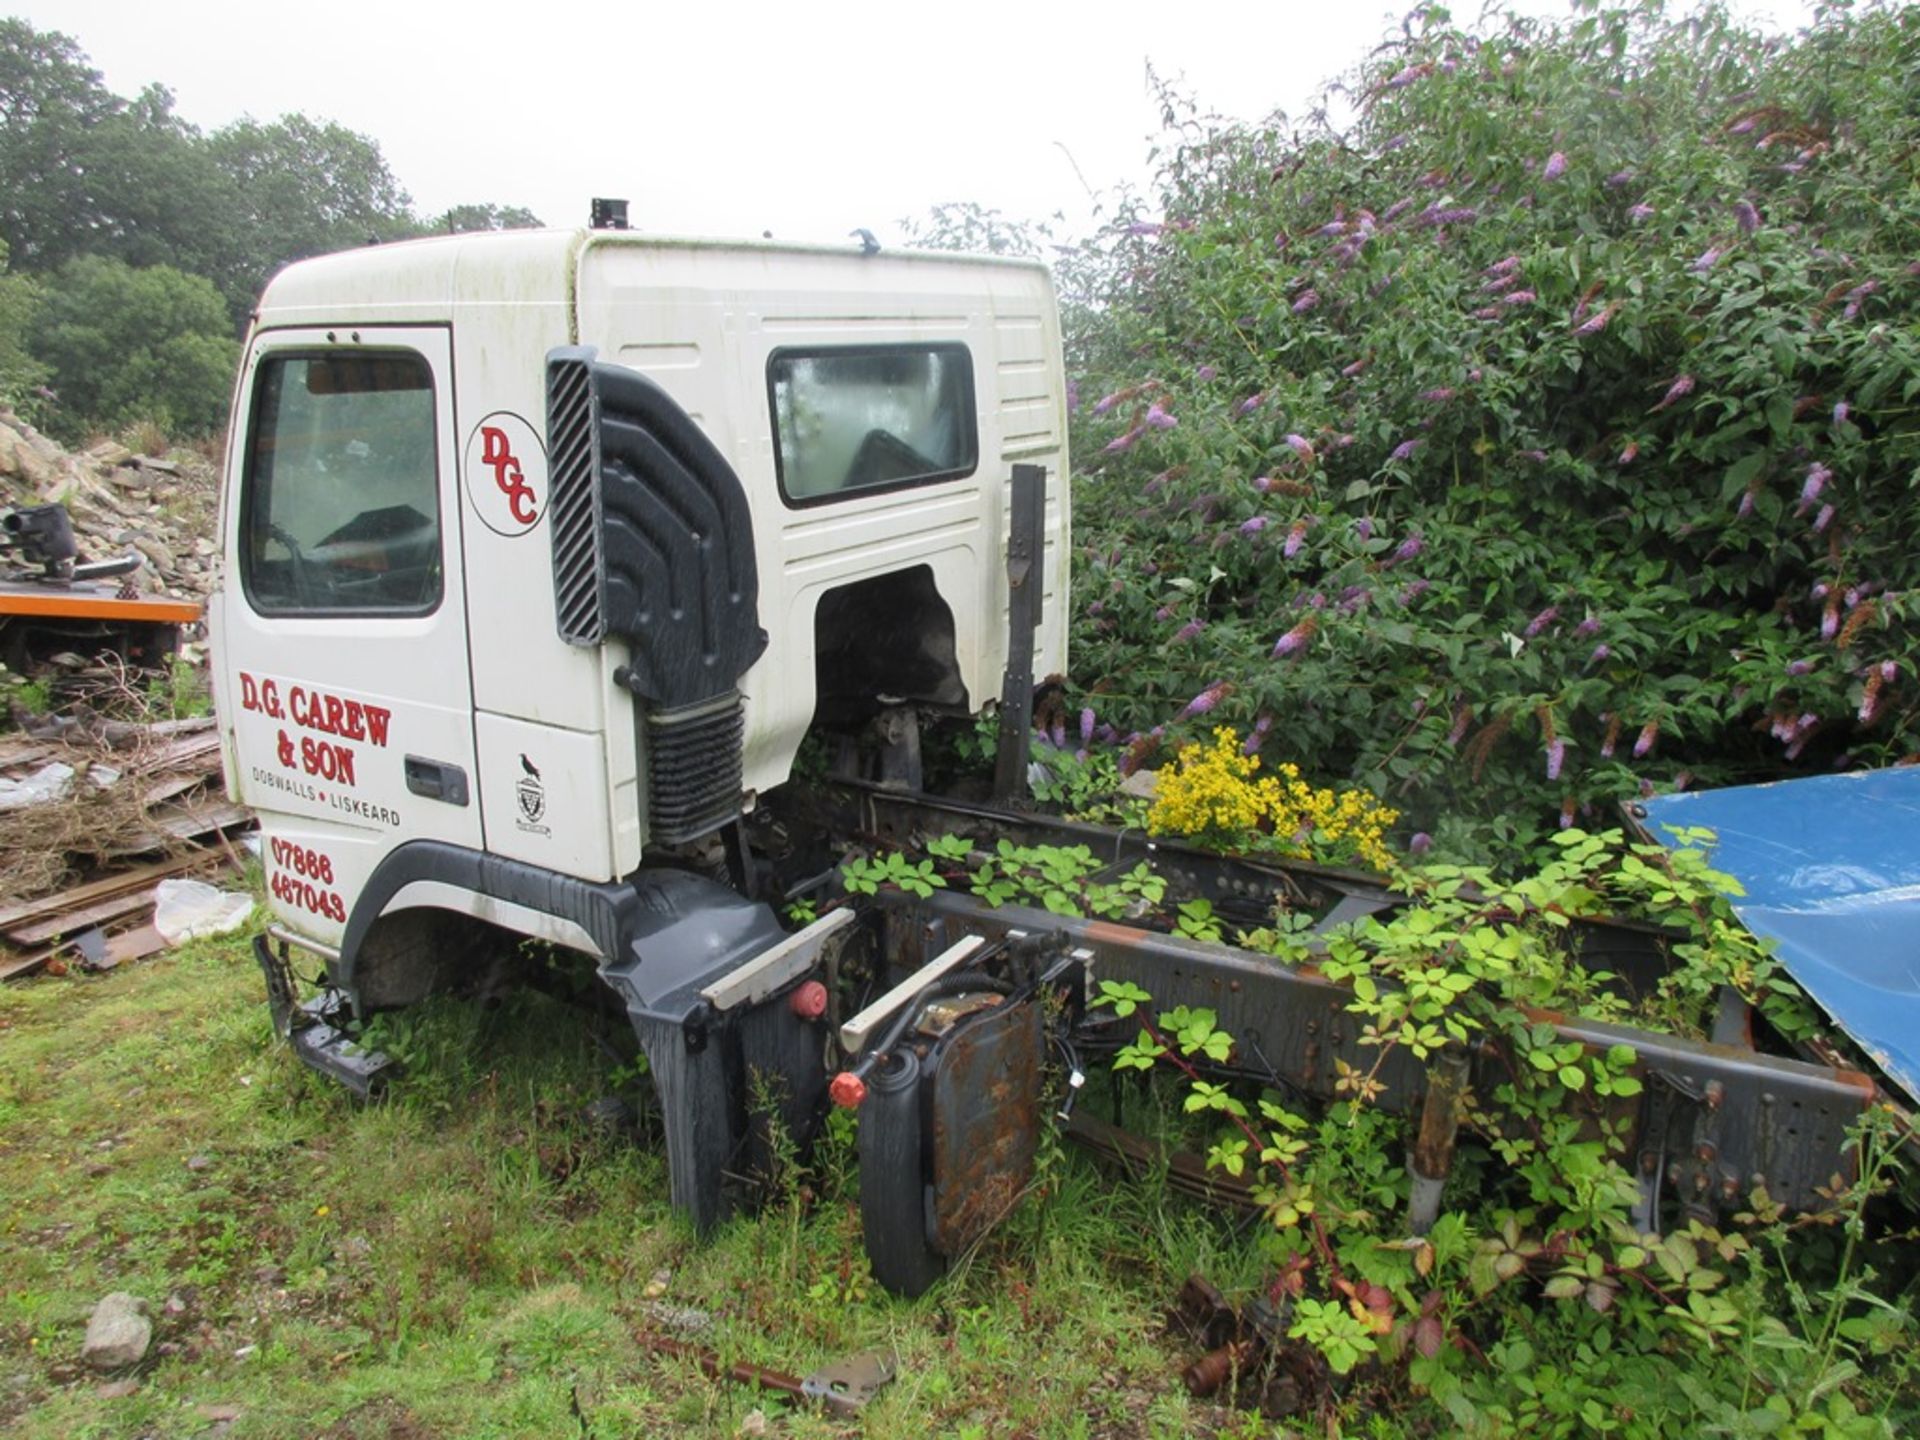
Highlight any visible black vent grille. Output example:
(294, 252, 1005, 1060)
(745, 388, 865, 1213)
(545, 349, 605, 645)
(646, 692, 746, 846)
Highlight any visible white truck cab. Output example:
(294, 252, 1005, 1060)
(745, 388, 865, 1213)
(211, 227, 1068, 1001)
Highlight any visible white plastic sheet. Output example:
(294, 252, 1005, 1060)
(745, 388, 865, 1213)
(153, 878, 254, 944)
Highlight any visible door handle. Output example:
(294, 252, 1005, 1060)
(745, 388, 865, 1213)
(404, 755, 469, 806)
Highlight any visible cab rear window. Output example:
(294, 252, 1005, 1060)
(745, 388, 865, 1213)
(241, 352, 441, 614)
(769, 344, 977, 504)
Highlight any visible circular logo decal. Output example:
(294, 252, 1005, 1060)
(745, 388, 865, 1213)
(463, 411, 547, 537)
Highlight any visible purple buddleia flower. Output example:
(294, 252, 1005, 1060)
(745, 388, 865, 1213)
(1124, 222, 1165, 237)
(1813, 503, 1835, 532)
(1173, 619, 1206, 642)
(1627, 203, 1655, 223)
(1883, 661, 1899, 684)
(1066, 380, 1081, 412)
(1524, 604, 1560, 638)
(1181, 681, 1229, 718)
(1080, 708, 1095, 746)
(1393, 530, 1425, 562)
(1476, 303, 1507, 321)
(1239, 515, 1270, 536)
(1103, 427, 1143, 454)
(1822, 607, 1840, 639)
(1735, 199, 1760, 235)
(1798, 462, 1831, 512)
(1786, 658, 1814, 676)
(1271, 620, 1314, 658)
(1606, 169, 1635, 187)
(1283, 519, 1312, 559)
(1241, 714, 1274, 755)
(1316, 219, 1349, 238)
(1485, 254, 1522, 275)
(1400, 578, 1431, 604)
(1446, 706, 1472, 747)
(1196, 364, 1217, 382)
(1573, 303, 1619, 337)
(1382, 197, 1415, 223)
(1049, 719, 1067, 749)
(1383, 133, 1409, 152)
(1501, 290, 1536, 306)
(1341, 357, 1369, 378)
(1421, 387, 1456, 404)
(1729, 117, 1757, 135)
(1092, 391, 1121, 416)
(1251, 474, 1275, 493)
(1633, 721, 1659, 758)
(1737, 489, 1756, 518)
(1843, 280, 1878, 320)
(1546, 738, 1567, 780)
(1389, 438, 1423, 463)
(1143, 403, 1177, 430)
(1834, 400, 1851, 426)
(1542, 151, 1568, 182)
(1407, 831, 1433, 855)
(1292, 289, 1320, 314)
(1618, 442, 1640, 465)
(1154, 605, 1174, 621)
(1691, 246, 1724, 273)
(1652, 374, 1695, 411)
(1388, 63, 1424, 88)
(1574, 616, 1602, 637)
(1330, 432, 1356, 449)
(1237, 392, 1265, 415)
(1481, 271, 1521, 292)
(1284, 433, 1315, 460)
(1519, 449, 1549, 463)
(1353, 516, 1374, 541)
(1589, 643, 1612, 664)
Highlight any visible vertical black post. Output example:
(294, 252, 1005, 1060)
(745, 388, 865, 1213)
(993, 464, 1046, 805)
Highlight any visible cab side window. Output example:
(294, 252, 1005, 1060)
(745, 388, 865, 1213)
(769, 344, 977, 504)
(241, 352, 441, 614)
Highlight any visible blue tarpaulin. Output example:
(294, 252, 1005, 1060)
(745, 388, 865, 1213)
(1639, 767, 1920, 1104)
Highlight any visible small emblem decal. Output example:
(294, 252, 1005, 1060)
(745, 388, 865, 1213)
(464, 412, 547, 538)
(514, 753, 550, 834)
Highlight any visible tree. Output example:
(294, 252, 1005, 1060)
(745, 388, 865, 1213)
(434, 202, 544, 234)
(29, 256, 237, 439)
(206, 114, 418, 307)
(0, 240, 45, 419)
(0, 20, 124, 271)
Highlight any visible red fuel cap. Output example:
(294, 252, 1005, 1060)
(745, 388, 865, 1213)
(789, 980, 829, 1020)
(829, 1071, 867, 1109)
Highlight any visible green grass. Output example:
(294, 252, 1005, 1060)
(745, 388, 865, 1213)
(0, 928, 1242, 1438)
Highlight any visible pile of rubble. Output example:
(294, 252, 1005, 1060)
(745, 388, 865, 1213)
(0, 409, 221, 600)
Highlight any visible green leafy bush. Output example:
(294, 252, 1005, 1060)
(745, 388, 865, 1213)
(28, 254, 237, 439)
(1066, 1, 1920, 862)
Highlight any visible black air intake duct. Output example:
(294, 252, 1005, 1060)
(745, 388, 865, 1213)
(545, 346, 769, 845)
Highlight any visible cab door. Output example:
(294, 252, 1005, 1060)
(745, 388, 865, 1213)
(216, 326, 480, 943)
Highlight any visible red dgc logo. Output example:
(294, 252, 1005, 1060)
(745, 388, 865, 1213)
(464, 413, 547, 538)
(481, 425, 538, 525)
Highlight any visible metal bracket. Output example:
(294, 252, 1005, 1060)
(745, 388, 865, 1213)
(800, 1349, 896, 1417)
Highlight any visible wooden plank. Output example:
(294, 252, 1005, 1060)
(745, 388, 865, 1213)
(140, 773, 207, 808)
(134, 734, 223, 773)
(0, 946, 56, 982)
(0, 851, 210, 933)
(102, 925, 166, 967)
(6, 889, 155, 947)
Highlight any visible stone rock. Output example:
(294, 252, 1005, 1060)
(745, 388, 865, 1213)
(82, 1292, 152, 1372)
(95, 1377, 139, 1399)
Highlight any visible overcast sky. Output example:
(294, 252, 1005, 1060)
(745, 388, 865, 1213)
(18, 0, 1815, 246)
